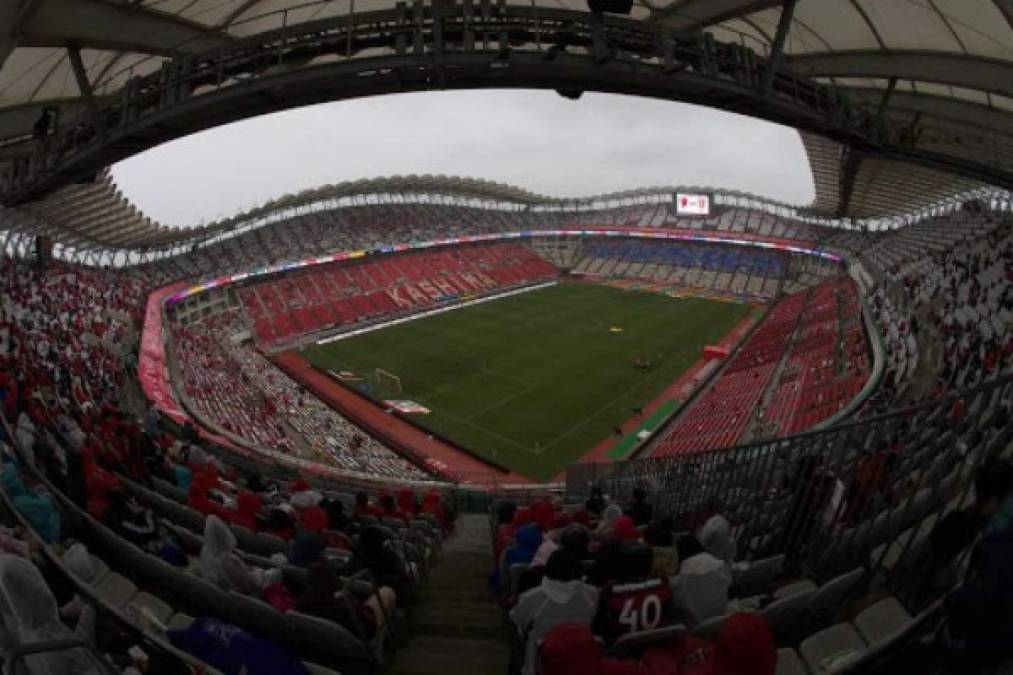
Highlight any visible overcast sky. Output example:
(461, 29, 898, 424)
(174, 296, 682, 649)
(111, 89, 815, 228)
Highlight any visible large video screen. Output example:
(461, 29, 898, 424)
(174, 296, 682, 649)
(675, 193, 711, 216)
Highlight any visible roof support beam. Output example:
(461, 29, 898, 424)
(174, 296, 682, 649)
(874, 77, 898, 128)
(66, 46, 104, 133)
(837, 147, 863, 218)
(760, 0, 797, 99)
(649, 0, 783, 31)
(787, 51, 1013, 99)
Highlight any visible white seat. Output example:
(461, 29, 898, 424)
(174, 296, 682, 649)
(773, 580, 818, 600)
(94, 572, 138, 610)
(853, 597, 912, 646)
(776, 647, 809, 675)
(166, 612, 195, 632)
(799, 623, 866, 674)
(127, 592, 174, 626)
(304, 662, 343, 675)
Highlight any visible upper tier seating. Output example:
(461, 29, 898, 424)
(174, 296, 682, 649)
(236, 242, 557, 347)
(137, 202, 829, 286)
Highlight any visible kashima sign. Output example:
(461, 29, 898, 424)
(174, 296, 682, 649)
(676, 193, 711, 216)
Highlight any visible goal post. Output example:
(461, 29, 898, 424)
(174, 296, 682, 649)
(374, 368, 403, 396)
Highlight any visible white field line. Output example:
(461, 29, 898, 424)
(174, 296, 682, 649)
(315, 281, 559, 345)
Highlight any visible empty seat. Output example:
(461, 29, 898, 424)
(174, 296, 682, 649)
(808, 568, 865, 628)
(733, 555, 784, 598)
(853, 597, 912, 646)
(166, 612, 195, 633)
(776, 647, 808, 675)
(127, 592, 174, 626)
(256, 532, 289, 556)
(95, 572, 138, 610)
(799, 623, 866, 674)
(773, 580, 818, 600)
(762, 589, 816, 645)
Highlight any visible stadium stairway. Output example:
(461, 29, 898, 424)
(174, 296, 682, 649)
(387, 513, 511, 675)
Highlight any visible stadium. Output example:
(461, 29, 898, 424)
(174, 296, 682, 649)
(0, 2, 1010, 675)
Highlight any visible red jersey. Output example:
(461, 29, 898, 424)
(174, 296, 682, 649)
(596, 576, 675, 644)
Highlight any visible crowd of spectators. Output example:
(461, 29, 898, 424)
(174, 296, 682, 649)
(173, 309, 430, 480)
(496, 489, 758, 675)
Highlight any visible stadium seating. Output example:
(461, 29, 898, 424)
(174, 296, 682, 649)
(572, 239, 788, 299)
(173, 309, 431, 481)
(236, 242, 557, 346)
(1, 198, 1011, 675)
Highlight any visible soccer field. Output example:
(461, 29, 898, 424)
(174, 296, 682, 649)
(299, 282, 749, 480)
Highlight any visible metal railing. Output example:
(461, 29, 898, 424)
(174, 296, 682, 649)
(573, 372, 1012, 585)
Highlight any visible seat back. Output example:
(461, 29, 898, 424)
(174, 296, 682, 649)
(732, 554, 784, 598)
(808, 568, 865, 628)
(608, 625, 685, 658)
(761, 589, 816, 645)
(286, 611, 375, 665)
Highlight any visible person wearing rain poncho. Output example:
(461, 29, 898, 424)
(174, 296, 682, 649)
(198, 515, 282, 596)
(0, 554, 108, 675)
(509, 550, 599, 675)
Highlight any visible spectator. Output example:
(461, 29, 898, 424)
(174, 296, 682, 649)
(670, 534, 731, 625)
(510, 550, 599, 675)
(293, 561, 395, 641)
(198, 515, 282, 596)
(585, 487, 607, 517)
(263, 508, 295, 542)
(594, 543, 676, 645)
(637, 612, 776, 675)
(0, 554, 105, 674)
(944, 458, 1013, 670)
(397, 489, 417, 519)
(353, 491, 383, 520)
(532, 516, 578, 568)
(379, 494, 409, 524)
(344, 525, 413, 602)
(107, 493, 158, 548)
(495, 522, 543, 594)
(229, 490, 263, 531)
(625, 487, 653, 528)
(537, 622, 640, 675)
(595, 504, 623, 538)
(698, 512, 737, 564)
(318, 497, 350, 533)
(289, 507, 329, 568)
(645, 521, 678, 578)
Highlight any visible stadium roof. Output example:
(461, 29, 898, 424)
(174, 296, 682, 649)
(0, 0, 1010, 249)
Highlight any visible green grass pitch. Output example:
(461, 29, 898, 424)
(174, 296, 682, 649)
(299, 282, 749, 481)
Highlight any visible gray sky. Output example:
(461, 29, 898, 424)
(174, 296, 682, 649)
(111, 89, 815, 228)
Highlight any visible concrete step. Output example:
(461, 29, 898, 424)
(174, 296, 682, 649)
(388, 637, 510, 675)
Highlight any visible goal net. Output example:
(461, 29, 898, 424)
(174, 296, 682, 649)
(374, 368, 403, 397)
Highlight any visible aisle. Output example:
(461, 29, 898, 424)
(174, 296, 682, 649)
(386, 513, 511, 675)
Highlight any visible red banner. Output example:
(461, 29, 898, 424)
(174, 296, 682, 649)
(138, 282, 189, 424)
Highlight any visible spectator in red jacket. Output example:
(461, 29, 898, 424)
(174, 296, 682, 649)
(228, 490, 263, 531)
